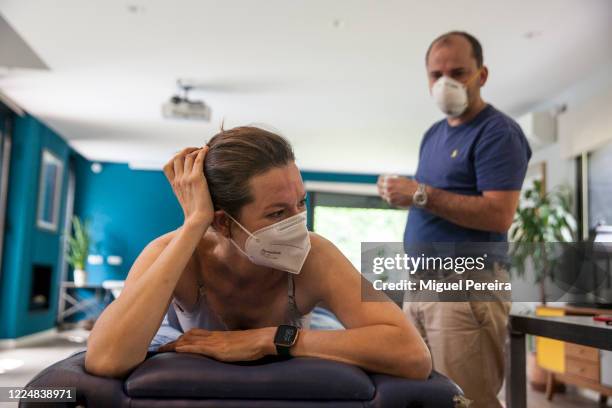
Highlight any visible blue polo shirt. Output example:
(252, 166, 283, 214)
(404, 104, 531, 258)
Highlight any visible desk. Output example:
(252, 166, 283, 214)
(57, 282, 114, 325)
(506, 314, 612, 408)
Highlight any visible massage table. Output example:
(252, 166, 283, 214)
(20, 350, 466, 407)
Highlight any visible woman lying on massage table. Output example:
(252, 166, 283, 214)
(84, 126, 431, 380)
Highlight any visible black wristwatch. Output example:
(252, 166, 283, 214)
(274, 324, 300, 357)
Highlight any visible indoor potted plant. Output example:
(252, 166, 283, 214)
(509, 179, 577, 303)
(66, 215, 91, 287)
(508, 179, 576, 392)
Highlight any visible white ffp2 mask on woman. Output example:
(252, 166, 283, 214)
(225, 211, 311, 274)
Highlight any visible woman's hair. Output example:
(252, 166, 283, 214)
(204, 126, 295, 218)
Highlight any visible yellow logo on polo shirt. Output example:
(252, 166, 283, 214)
(451, 149, 459, 158)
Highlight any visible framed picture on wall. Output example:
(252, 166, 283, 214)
(36, 149, 63, 232)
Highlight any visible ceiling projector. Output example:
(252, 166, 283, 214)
(162, 80, 211, 121)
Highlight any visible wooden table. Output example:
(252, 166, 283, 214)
(506, 314, 612, 408)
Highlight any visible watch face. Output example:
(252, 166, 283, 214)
(274, 325, 298, 346)
(414, 193, 426, 206)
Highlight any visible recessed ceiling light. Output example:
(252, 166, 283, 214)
(127, 4, 146, 14)
(523, 30, 543, 39)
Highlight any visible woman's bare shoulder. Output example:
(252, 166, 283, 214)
(295, 232, 358, 308)
(298, 232, 351, 282)
(307, 231, 338, 259)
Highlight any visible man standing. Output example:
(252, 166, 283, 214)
(378, 31, 531, 407)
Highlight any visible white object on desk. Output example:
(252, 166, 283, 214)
(102, 280, 125, 299)
(87, 254, 103, 265)
(106, 255, 123, 266)
(73, 269, 87, 286)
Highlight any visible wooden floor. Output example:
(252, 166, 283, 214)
(498, 382, 611, 407)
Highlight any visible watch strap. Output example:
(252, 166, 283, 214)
(275, 342, 292, 357)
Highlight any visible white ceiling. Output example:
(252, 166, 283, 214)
(0, 0, 611, 174)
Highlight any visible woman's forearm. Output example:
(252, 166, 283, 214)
(262, 325, 431, 380)
(85, 220, 208, 377)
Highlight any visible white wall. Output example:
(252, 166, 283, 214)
(519, 60, 612, 194)
(525, 60, 612, 157)
(559, 85, 612, 158)
(511, 62, 612, 315)
(530, 141, 575, 194)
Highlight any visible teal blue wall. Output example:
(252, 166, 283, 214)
(0, 111, 387, 337)
(72, 165, 382, 282)
(72, 159, 183, 282)
(0, 113, 72, 339)
(301, 171, 379, 184)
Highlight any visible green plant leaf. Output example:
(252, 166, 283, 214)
(65, 215, 91, 270)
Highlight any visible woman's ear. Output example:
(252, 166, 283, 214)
(211, 210, 231, 237)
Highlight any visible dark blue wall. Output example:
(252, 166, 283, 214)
(0, 113, 72, 339)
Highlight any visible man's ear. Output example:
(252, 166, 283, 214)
(211, 210, 231, 237)
(478, 65, 489, 87)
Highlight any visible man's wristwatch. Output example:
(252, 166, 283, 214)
(412, 183, 428, 208)
(274, 324, 300, 357)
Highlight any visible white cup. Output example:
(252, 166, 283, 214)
(380, 174, 399, 202)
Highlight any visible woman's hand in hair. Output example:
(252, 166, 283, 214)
(157, 327, 276, 362)
(163, 146, 214, 229)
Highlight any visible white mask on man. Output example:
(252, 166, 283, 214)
(225, 211, 311, 274)
(431, 69, 482, 118)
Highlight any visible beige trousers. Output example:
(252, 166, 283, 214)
(404, 297, 511, 408)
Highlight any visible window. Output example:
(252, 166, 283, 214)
(310, 191, 408, 270)
(588, 140, 612, 231)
